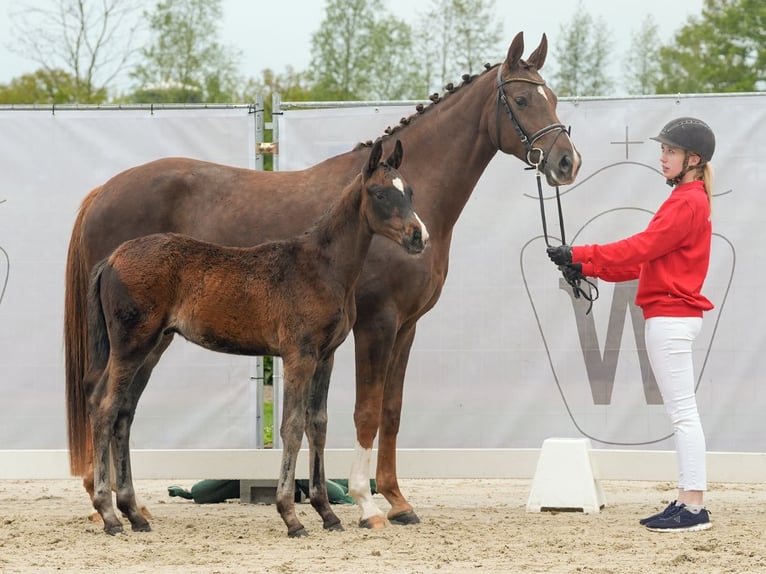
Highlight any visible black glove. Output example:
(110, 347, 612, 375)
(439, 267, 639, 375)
(560, 262, 583, 283)
(547, 244, 572, 266)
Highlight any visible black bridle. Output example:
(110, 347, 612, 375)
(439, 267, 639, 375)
(495, 66, 598, 312)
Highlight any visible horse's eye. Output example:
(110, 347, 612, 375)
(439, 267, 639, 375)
(514, 97, 528, 107)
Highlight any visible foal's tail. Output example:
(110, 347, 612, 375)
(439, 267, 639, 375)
(64, 186, 102, 476)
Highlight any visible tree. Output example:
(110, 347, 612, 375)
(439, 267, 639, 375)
(308, 0, 421, 100)
(8, 0, 142, 103)
(414, 0, 503, 94)
(655, 0, 765, 93)
(128, 0, 241, 103)
(623, 16, 662, 95)
(0, 69, 98, 104)
(550, 0, 614, 96)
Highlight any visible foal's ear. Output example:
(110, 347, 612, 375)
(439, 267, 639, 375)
(386, 139, 403, 170)
(506, 31, 524, 70)
(527, 33, 548, 70)
(366, 139, 383, 178)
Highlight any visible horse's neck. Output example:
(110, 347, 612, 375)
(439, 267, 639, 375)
(393, 73, 498, 237)
(310, 178, 372, 289)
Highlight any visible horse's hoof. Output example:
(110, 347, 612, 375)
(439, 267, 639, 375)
(131, 523, 152, 533)
(104, 524, 124, 536)
(358, 515, 387, 529)
(324, 521, 344, 532)
(389, 510, 421, 526)
(287, 526, 309, 538)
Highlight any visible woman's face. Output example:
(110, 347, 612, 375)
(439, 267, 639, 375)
(659, 144, 686, 180)
(659, 144, 700, 180)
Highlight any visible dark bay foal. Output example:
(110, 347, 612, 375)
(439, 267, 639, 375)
(84, 140, 428, 537)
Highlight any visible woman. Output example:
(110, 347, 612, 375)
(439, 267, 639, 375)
(547, 117, 715, 532)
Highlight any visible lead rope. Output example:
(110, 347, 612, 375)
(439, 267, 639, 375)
(531, 159, 599, 314)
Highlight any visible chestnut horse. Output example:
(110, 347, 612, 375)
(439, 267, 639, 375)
(66, 32, 580, 529)
(85, 140, 427, 536)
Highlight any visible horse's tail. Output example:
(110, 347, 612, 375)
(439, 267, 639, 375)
(87, 259, 111, 374)
(65, 186, 101, 476)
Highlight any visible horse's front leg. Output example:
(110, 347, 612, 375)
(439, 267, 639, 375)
(377, 323, 420, 525)
(349, 319, 395, 529)
(306, 356, 342, 532)
(275, 355, 314, 537)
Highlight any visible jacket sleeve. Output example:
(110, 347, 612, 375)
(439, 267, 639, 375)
(580, 261, 641, 282)
(572, 197, 693, 269)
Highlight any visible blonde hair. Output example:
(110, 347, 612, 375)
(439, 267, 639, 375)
(701, 163, 714, 207)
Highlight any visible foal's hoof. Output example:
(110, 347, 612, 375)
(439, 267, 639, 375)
(287, 526, 309, 538)
(389, 510, 421, 526)
(324, 521, 344, 532)
(131, 522, 152, 533)
(104, 524, 124, 536)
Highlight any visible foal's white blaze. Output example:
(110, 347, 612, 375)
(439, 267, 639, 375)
(392, 177, 404, 194)
(349, 441, 384, 521)
(415, 213, 429, 243)
(537, 85, 549, 101)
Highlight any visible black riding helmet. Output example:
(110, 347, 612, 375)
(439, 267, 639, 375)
(650, 117, 715, 186)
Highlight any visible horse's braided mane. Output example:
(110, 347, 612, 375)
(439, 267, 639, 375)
(352, 61, 499, 150)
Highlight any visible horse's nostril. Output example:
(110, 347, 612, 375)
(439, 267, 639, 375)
(559, 154, 572, 173)
(413, 227, 422, 243)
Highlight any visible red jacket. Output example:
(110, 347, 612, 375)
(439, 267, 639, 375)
(572, 180, 714, 319)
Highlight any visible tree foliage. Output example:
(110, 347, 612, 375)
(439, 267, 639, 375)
(128, 0, 241, 103)
(656, 0, 766, 93)
(550, 0, 613, 97)
(8, 0, 141, 103)
(623, 16, 661, 95)
(0, 69, 99, 104)
(308, 0, 421, 100)
(415, 0, 503, 94)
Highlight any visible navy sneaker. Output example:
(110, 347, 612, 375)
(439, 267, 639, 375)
(644, 504, 712, 532)
(639, 500, 678, 526)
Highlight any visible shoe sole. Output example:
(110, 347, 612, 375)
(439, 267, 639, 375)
(645, 522, 712, 533)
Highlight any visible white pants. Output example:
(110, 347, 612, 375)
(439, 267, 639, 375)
(645, 316, 707, 492)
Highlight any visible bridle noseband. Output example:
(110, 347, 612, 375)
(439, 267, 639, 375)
(495, 65, 598, 312)
(495, 65, 568, 170)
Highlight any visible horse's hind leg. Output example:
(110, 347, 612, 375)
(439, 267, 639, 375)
(112, 413, 150, 532)
(89, 369, 125, 534)
(306, 356, 342, 532)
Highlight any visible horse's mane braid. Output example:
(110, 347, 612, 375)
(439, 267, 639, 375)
(353, 63, 497, 148)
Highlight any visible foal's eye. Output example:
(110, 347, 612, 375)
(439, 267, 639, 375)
(375, 191, 385, 200)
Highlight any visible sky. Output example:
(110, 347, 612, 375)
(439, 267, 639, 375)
(0, 0, 705, 95)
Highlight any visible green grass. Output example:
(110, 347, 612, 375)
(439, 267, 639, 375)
(264, 401, 273, 448)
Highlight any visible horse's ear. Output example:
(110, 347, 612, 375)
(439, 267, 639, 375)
(527, 33, 548, 70)
(367, 139, 383, 177)
(505, 32, 524, 70)
(386, 140, 403, 170)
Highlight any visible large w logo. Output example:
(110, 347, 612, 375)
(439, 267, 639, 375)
(558, 277, 661, 405)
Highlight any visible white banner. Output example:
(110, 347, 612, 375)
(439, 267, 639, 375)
(1, 96, 763, 455)
(280, 94, 766, 452)
(0, 107, 257, 449)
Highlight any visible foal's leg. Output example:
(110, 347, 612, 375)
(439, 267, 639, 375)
(275, 355, 315, 537)
(89, 366, 128, 534)
(86, 336, 171, 523)
(305, 356, 342, 532)
(112, 408, 150, 532)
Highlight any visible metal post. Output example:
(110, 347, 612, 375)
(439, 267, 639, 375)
(254, 94, 264, 171)
(271, 92, 281, 172)
(272, 357, 283, 449)
(249, 356, 265, 449)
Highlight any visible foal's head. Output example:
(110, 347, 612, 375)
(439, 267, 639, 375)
(362, 139, 429, 255)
